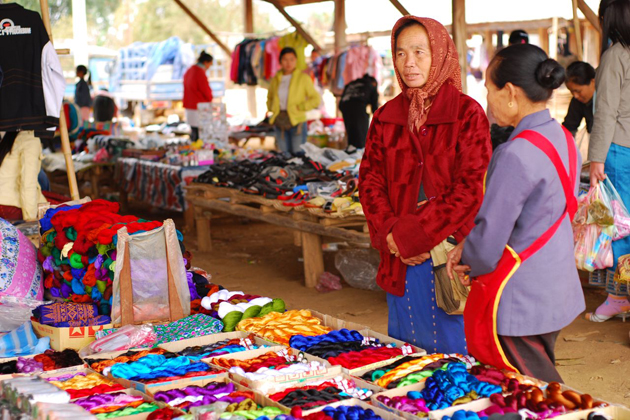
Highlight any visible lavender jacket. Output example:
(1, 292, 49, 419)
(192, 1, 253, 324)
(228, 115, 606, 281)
(462, 110, 585, 336)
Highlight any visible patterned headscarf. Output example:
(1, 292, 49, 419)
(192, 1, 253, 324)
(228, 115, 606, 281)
(391, 16, 462, 131)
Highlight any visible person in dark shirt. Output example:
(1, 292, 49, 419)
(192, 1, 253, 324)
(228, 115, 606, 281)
(93, 89, 118, 123)
(339, 74, 379, 149)
(74, 65, 92, 122)
(562, 61, 595, 136)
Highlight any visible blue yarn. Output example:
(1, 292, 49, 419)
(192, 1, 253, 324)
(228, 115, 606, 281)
(70, 278, 86, 295)
(109, 354, 211, 381)
(321, 406, 383, 420)
(289, 329, 365, 351)
(70, 268, 86, 280)
(40, 205, 82, 232)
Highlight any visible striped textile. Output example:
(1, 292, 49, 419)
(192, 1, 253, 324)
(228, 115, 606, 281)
(0, 322, 50, 357)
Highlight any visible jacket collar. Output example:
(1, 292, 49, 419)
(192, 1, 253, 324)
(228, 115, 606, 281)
(508, 109, 553, 142)
(378, 84, 461, 127)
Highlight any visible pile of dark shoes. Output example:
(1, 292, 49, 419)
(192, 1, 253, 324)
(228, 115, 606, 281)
(195, 151, 350, 200)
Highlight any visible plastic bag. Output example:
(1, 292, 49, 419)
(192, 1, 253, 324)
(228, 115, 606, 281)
(601, 178, 630, 240)
(111, 219, 191, 326)
(586, 183, 614, 226)
(0, 296, 49, 333)
(334, 249, 381, 291)
(81, 323, 156, 356)
(580, 225, 614, 271)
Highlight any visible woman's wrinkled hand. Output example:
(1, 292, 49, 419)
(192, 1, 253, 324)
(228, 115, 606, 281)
(386, 232, 400, 256)
(446, 240, 471, 285)
(401, 252, 431, 266)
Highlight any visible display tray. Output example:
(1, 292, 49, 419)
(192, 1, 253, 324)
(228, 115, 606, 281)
(205, 346, 342, 395)
(158, 330, 277, 357)
(303, 398, 406, 419)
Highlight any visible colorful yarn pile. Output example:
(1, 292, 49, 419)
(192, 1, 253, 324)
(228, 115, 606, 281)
(178, 334, 262, 360)
(107, 353, 214, 382)
(290, 329, 411, 369)
(86, 348, 168, 373)
(359, 353, 476, 388)
(219, 405, 285, 419)
(94, 402, 160, 419)
(48, 372, 124, 399)
(153, 381, 256, 411)
(38, 200, 167, 315)
(147, 407, 181, 420)
(73, 392, 144, 413)
(29, 349, 84, 372)
(200, 288, 286, 332)
(302, 405, 385, 420)
(267, 376, 372, 410)
(237, 309, 332, 345)
(377, 363, 502, 413)
(211, 349, 327, 381)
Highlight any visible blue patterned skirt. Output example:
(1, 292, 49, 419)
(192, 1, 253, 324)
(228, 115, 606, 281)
(386, 259, 467, 354)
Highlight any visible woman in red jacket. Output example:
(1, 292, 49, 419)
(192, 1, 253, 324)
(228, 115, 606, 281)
(183, 51, 214, 141)
(359, 16, 491, 354)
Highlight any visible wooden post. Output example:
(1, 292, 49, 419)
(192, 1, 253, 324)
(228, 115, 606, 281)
(483, 30, 493, 68)
(550, 17, 559, 59)
(334, 0, 347, 55)
(389, 0, 410, 16)
(40, 0, 80, 200)
(577, 0, 601, 33)
(244, 0, 257, 119)
(538, 27, 549, 54)
(172, 0, 231, 56)
(267, 0, 323, 53)
(294, 213, 324, 288)
(452, 0, 468, 94)
(194, 206, 212, 252)
(572, 0, 584, 61)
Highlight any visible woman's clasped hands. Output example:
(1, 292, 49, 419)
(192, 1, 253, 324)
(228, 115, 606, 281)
(386, 233, 430, 266)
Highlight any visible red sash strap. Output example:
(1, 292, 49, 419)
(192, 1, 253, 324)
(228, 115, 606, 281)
(517, 127, 578, 261)
(464, 127, 579, 372)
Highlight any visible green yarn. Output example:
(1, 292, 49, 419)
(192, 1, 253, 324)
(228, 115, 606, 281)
(52, 247, 62, 266)
(85, 286, 93, 294)
(397, 364, 450, 388)
(96, 280, 107, 294)
(221, 311, 244, 332)
(96, 403, 159, 419)
(41, 245, 52, 257)
(97, 243, 114, 255)
(242, 305, 262, 320)
(69, 253, 84, 269)
(66, 228, 77, 241)
(259, 299, 285, 317)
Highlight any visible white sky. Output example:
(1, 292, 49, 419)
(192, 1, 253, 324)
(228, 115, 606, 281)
(257, 0, 603, 33)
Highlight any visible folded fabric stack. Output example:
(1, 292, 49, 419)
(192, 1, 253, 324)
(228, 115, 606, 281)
(33, 302, 111, 327)
(199, 289, 286, 332)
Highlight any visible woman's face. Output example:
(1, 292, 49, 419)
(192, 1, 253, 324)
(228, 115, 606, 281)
(203, 60, 212, 71)
(486, 76, 517, 127)
(566, 79, 595, 104)
(395, 24, 432, 88)
(280, 53, 297, 74)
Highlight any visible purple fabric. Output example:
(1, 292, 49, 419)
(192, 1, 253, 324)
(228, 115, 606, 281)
(186, 271, 200, 300)
(462, 110, 585, 336)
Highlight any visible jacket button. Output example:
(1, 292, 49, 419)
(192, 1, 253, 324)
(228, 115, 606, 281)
(421, 128, 428, 136)
(418, 161, 423, 167)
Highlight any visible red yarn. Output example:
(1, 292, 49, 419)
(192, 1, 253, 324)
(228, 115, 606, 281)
(327, 347, 404, 369)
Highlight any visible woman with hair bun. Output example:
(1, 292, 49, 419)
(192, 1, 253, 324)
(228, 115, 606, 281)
(447, 44, 585, 382)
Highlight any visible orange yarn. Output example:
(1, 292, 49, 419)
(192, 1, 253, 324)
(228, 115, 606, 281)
(89, 349, 167, 373)
(236, 310, 331, 345)
(51, 373, 118, 390)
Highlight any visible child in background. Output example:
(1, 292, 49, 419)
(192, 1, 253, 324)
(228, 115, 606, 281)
(74, 65, 92, 122)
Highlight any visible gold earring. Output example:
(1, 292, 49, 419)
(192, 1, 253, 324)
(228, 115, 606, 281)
(508, 102, 514, 108)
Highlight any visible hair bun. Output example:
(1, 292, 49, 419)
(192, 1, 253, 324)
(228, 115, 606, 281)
(535, 59, 565, 90)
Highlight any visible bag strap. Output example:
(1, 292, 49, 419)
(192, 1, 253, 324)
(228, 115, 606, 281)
(514, 128, 578, 262)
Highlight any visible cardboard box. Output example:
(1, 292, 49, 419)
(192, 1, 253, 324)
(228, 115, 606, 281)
(206, 346, 343, 395)
(32, 320, 113, 351)
(304, 398, 405, 419)
(158, 331, 277, 357)
(0, 355, 86, 382)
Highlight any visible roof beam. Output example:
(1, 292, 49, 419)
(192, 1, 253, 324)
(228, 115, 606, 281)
(576, 0, 600, 33)
(267, 0, 323, 53)
(172, 0, 231, 56)
(389, 0, 410, 15)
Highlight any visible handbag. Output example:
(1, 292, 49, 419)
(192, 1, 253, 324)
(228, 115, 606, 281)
(429, 238, 470, 315)
(274, 111, 293, 131)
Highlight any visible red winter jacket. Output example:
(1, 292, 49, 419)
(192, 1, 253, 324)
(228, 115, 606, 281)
(358, 84, 491, 296)
(183, 64, 213, 110)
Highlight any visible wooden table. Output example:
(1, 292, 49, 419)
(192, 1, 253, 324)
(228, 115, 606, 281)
(185, 183, 370, 288)
(45, 162, 117, 200)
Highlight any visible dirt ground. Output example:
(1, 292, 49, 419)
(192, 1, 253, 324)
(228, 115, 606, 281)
(140, 206, 630, 405)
